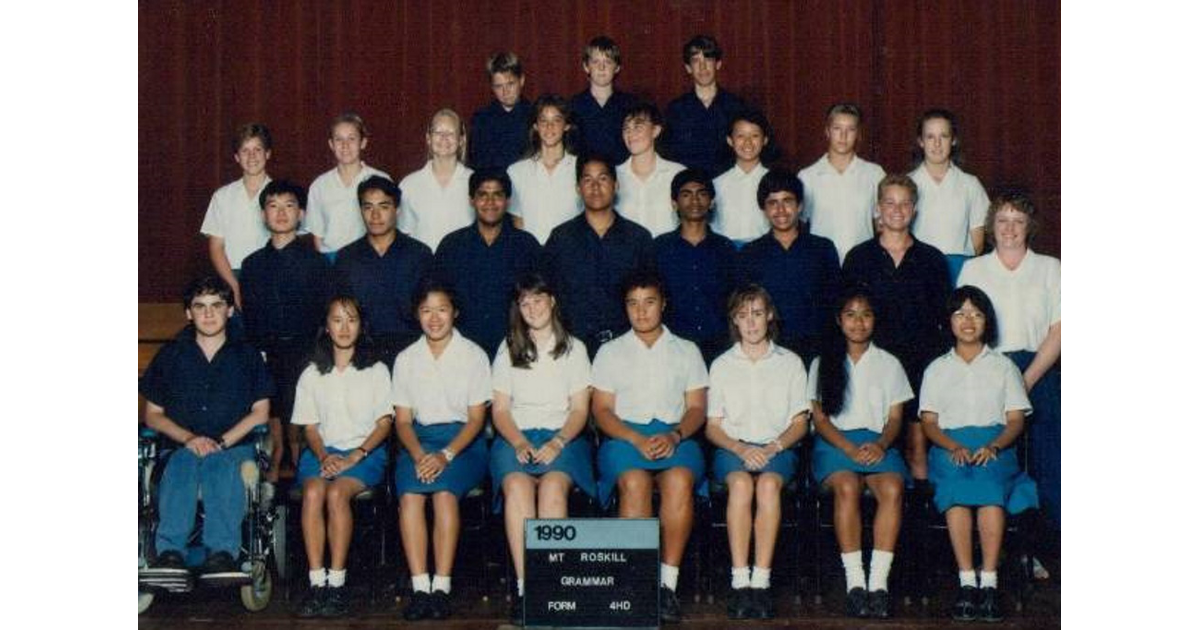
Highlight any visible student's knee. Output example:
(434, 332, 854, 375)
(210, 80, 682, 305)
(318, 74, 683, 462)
(618, 470, 653, 498)
(828, 473, 862, 500)
(755, 472, 783, 495)
(725, 471, 754, 500)
(872, 476, 904, 507)
(503, 473, 536, 498)
(539, 472, 572, 498)
(660, 468, 694, 500)
(302, 479, 327, 506)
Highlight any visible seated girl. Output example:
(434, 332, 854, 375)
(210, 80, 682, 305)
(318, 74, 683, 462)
(920, 285, 1037, 623)
(809, 286, 911, 619)
(705, 285, 809, 620)
(391, 281, 491, 620)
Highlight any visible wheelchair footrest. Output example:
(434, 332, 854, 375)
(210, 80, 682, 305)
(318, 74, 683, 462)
(139, 569, 194, 593)
(197, 570, 251, 586)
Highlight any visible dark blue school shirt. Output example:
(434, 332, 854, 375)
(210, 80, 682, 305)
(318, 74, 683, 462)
(842, 237, 950, 376)
(735, 231, 842, 350)
(468, 99, 533, 171)
(663, 88, 747, 176)
(569, 89, 637, 164)
(540, 212, 655, 352)
(433, 220, 541, 359)
(654, 227, 737, 348)
(139, 328, 275, 440)
(333, 230, 432, 338)
(239, 236, 331, 346)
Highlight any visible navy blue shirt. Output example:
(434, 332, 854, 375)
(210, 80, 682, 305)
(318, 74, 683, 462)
(240, 236, 331, 345)
(842, 237, 950, 380)
(139, 328, 275, 440)
(654, 227, 737, 353)
(433, 221, 541, 358)
(468, 99, 534, 171)
(663, 88, 747, 176)
(540, 212, 655, 355)
(735, 231, 842, 359)
(569, 89, 637, 164)
(333, 231, 433, 339)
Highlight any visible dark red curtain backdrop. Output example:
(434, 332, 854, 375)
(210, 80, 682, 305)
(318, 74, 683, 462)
(139, 0, 1060, 301)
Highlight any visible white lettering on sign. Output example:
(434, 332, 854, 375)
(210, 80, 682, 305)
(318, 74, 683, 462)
(560, 575, 616, 587)
(578, 552, 627, 562)
(547, 601, 577, 611)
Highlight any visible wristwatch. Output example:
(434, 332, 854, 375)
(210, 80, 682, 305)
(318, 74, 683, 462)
(441, 448, 456, 463)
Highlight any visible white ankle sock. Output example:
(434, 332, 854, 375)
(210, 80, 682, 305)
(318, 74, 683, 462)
(979, 570, 998, 588)
(309, 568, 327, 587)
(660, 564, 679, 591)
(412, 573, 431, 593)
(517, 578, 525, 596)
(959, 570, 978, 588)
(327, 568, 346, 588)
(868, 550, 893, 592)
(731, 566, 750, 589)
(750, 566, 771, 589)
(841, 551, 866, 591)
(432, 574, 452, 593)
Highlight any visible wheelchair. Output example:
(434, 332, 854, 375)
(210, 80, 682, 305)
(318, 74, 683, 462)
(138, 424, 285, 614)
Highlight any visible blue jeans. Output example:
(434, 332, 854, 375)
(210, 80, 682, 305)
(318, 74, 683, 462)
(1007, 351, 1061, 530)
(155, 444, 254, 557)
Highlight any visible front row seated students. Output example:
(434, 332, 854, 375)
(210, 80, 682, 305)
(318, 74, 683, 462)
(489, 274, 596, 622)
(292, 296, 393, 619)
(433, 169, 540, 360)
(200, 123, 273, 311)
(140, 276, 274, 575)
(592, 269, 708, 624)
(654, 168, 737, 364)
(735, 168, 842, 364)
(333, 175, 433, 366)
(705, 285, 810, 620)
(541, 155, 655, 358)
(920, 286, 1037, 624)
(240, 179, 332, 481)
(392, 281, 491, 622)
(809, 287, 911, 620)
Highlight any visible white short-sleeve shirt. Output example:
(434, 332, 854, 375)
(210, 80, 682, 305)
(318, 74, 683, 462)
(919, 347, 1031, 430)
(507, 155, 582, 245)
(305, 163, 390, 253)
(797, 154, 886, 263)
(398, 161, 475, 252)
(708, 342, 810, 443)
(591, 327, 708, 425)
(957, 250, 1061, 353)
(807, 344, 913, 433)
(616, 155, 687, 237)
(291, 362, 394, 450)
(492, 334, 592, 431)
(391, 330, 492, 425)
(199, 177, 272, 270)
(712, 163, 770, 242)
(910, 163, 989, 256)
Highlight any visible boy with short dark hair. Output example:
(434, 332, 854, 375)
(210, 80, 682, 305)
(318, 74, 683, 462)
(663, 35, 747, 175)
(468, 52, 533, 171)
(240, 180, 333, 480)
(569, 36, 637, 164)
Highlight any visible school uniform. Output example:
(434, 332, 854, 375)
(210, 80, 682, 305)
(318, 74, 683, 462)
(663, 88, 746, 175)
(468, 99, 533, 171)
(488, 335, 597, 503)
(910, 163, 989, 257)
(391, 331, 491, 498)
(616, 155, 688, 237)
(797, 155, 886, 263)
(292, 362, 392, 487)
(712, 163, 770, 245)
(570, 89, 637, 164)
(507, 154, 582, 244)
(808, 345, 912, 483)
(919, 347, 1038, 514)
(708, 342, 808, 482)
(958, 249, 1061, 527)
(592, 327, 709, 506)
(200, 176, 272, 272)
(398, 161, 475, 252)
(305, 164, 390, 254)
(654, 227, 737, 363)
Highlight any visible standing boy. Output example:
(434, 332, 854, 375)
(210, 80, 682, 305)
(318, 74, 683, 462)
(569, 36, 637, 164)
(663, 35, 746, 176)
(468, 52, 533, 171)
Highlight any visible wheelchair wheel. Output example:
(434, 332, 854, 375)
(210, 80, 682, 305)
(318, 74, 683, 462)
(138, 591, 154, 614)
(272, 503, 288, 580)
(239, 559, 273, 611)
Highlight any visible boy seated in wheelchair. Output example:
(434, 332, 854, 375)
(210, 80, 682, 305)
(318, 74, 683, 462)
(139, 276, 274, 576)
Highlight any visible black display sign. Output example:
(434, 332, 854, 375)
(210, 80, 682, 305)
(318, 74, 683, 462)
(524, 518, 660, 628)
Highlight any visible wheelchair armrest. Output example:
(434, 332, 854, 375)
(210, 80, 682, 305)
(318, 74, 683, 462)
(139, 426, 159, 440)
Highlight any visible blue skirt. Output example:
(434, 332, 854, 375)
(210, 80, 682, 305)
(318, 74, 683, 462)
(394, 422, 487, 498)
(297, 446, 387, 487)
(812, 428, 909, 485)
(928, 425, 1039, 514)
(711, 444, 798, 483)
(596, 420, 708, 507)
(489, 428, 598, 510)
